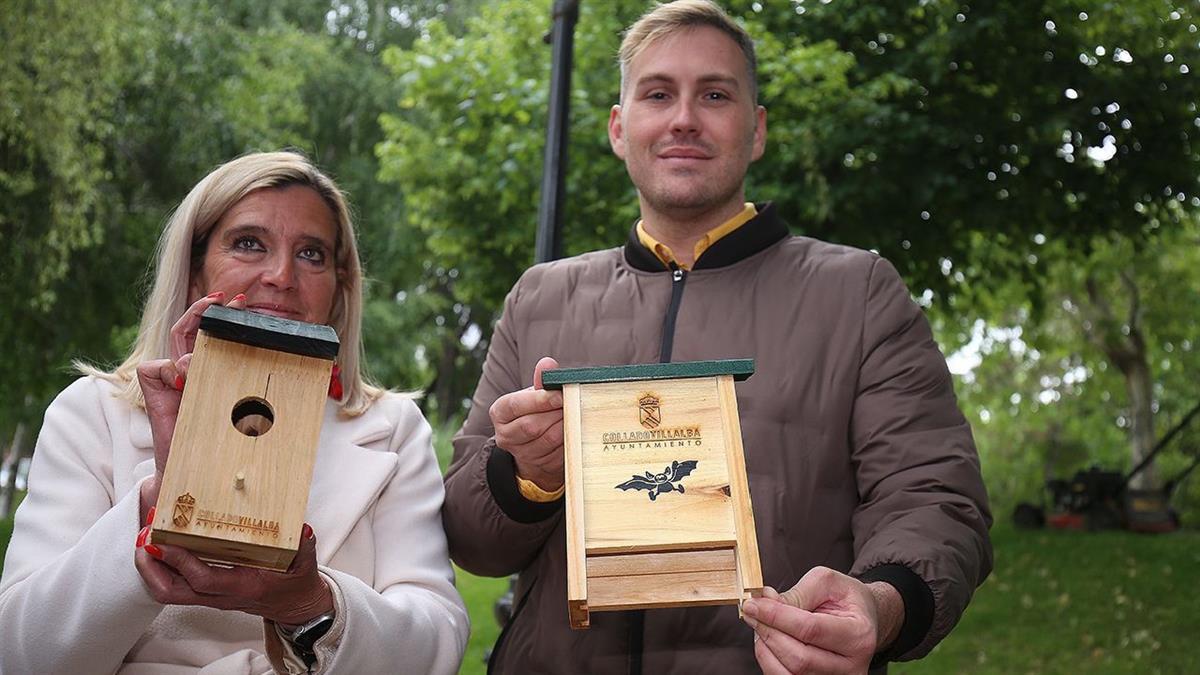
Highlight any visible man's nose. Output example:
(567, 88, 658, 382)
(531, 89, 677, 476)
(669, 98, 700, 135)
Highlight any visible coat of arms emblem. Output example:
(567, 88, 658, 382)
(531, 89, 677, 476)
(173, 492, 196, 528)
(638, 393, 661, 429)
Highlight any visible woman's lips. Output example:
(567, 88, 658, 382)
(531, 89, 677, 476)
(247, 304, 300, 319)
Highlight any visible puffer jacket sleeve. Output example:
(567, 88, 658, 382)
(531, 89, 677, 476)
(442, 273, 564, 577)
(847, 257, 993, 660)
(0, 377, 164, 673)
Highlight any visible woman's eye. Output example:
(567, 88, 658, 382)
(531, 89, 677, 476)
(233, 236, 265, 252)
(299, 247, 326, 264)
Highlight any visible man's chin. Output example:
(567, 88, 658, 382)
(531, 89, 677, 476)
(642, 186, 736, 216)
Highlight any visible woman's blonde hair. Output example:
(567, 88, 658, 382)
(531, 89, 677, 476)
(79, 151, 384, 416)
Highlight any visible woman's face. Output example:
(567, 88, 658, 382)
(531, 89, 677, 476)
(190, 185, 340, 325)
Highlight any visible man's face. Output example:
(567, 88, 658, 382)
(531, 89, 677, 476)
(609, 26, 766, 220)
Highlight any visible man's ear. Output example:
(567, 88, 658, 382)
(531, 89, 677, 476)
(608, 104, 626, 160)
(751, 105, 767, 162)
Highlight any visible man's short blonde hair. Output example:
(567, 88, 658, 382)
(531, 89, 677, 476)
(618, 0, 757, 102)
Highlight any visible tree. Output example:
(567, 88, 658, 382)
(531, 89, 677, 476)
(744, 1, 1200, 300)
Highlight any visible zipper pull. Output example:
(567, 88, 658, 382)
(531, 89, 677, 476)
(669, 262, 685, 282)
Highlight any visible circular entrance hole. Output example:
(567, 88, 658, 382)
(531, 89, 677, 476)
(232, 397, 275, 437)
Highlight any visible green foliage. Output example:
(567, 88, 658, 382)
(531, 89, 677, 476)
(0, 0, 143, 430)
(743, 1, 1200, 300)
(454, 568, 508, 675)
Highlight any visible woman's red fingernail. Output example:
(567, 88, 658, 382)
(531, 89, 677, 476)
(302, 523, 314, 540)
(232, 293, 246, 303)
(136, 526, 149, 548)
(174, 374, 185, 391)
(206, 291, 224, 299)
(146, 506, 156, 527)
(144, 544, 163, 560)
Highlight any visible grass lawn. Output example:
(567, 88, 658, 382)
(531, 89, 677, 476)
(892, 524, 1199, 674)
(455, 568, 508, 674)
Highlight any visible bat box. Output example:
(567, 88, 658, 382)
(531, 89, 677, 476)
(151, 305, 338, 571)
(542, 359, 762, 629)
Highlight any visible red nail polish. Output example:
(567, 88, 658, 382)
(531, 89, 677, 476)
(232, 293, 246, 303)
(146, 506, 157, 527)
(144, 544, 163, 560)
(174, 374, 185, 391)
(302, 523, 314, 540)
(136, 526, 149, 548)
(206, 291, 224, 299)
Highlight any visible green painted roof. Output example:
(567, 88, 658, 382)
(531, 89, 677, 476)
(540, 359, 753, 389)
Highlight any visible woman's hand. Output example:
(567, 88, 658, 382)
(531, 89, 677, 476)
(170, 291, 246, 361)
(136, 291, 247, 521)
(135, 521, 335, 625)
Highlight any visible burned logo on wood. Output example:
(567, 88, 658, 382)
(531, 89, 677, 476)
(639, 393, 661, 429)
(173, 492, 196, 527)
(615, 460, 698, 501)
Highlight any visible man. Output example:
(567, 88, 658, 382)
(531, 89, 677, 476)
(443, 1, 992, 672)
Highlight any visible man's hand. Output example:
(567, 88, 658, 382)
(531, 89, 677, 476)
(742, 566, 904, 674)
(489, 356, 565, 491)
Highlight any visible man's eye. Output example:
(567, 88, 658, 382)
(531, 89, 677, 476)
(705, 91, 728, 101)
(647, 91, 669, 101)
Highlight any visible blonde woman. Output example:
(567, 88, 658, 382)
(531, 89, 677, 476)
(0, 152, 468, 674)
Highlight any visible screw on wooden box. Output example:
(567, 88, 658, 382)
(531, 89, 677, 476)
(150, 305, 338, 571)
(541, 359, 762, 629)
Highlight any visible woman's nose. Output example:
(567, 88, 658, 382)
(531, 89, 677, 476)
(260, 254, 297, 289)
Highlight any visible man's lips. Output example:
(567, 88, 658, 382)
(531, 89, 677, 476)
(658, 147, 712, 160)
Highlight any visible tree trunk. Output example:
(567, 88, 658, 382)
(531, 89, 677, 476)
(1082, 273, 1161, 490)
(0, 422, 28, 518)
(433, 332, 461, 422)
(1123, 356, 1159, 490)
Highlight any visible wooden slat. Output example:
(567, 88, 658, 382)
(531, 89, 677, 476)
(717, 375, 763, 597)
(588, 568, 741, 610)
(588, 548, 736, 578)
(563, 383, 590, 629)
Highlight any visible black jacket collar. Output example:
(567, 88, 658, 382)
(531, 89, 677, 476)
(622, 202, 790, 272)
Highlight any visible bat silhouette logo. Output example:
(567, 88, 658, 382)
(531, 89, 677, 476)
(615, 460, 699, 501)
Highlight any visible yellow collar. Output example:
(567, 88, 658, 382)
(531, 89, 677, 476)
(636, 203, 757, 270)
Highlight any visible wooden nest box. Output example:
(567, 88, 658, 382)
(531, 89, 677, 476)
(542, 359, 762, 629)
(150, 305, 338, 571)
